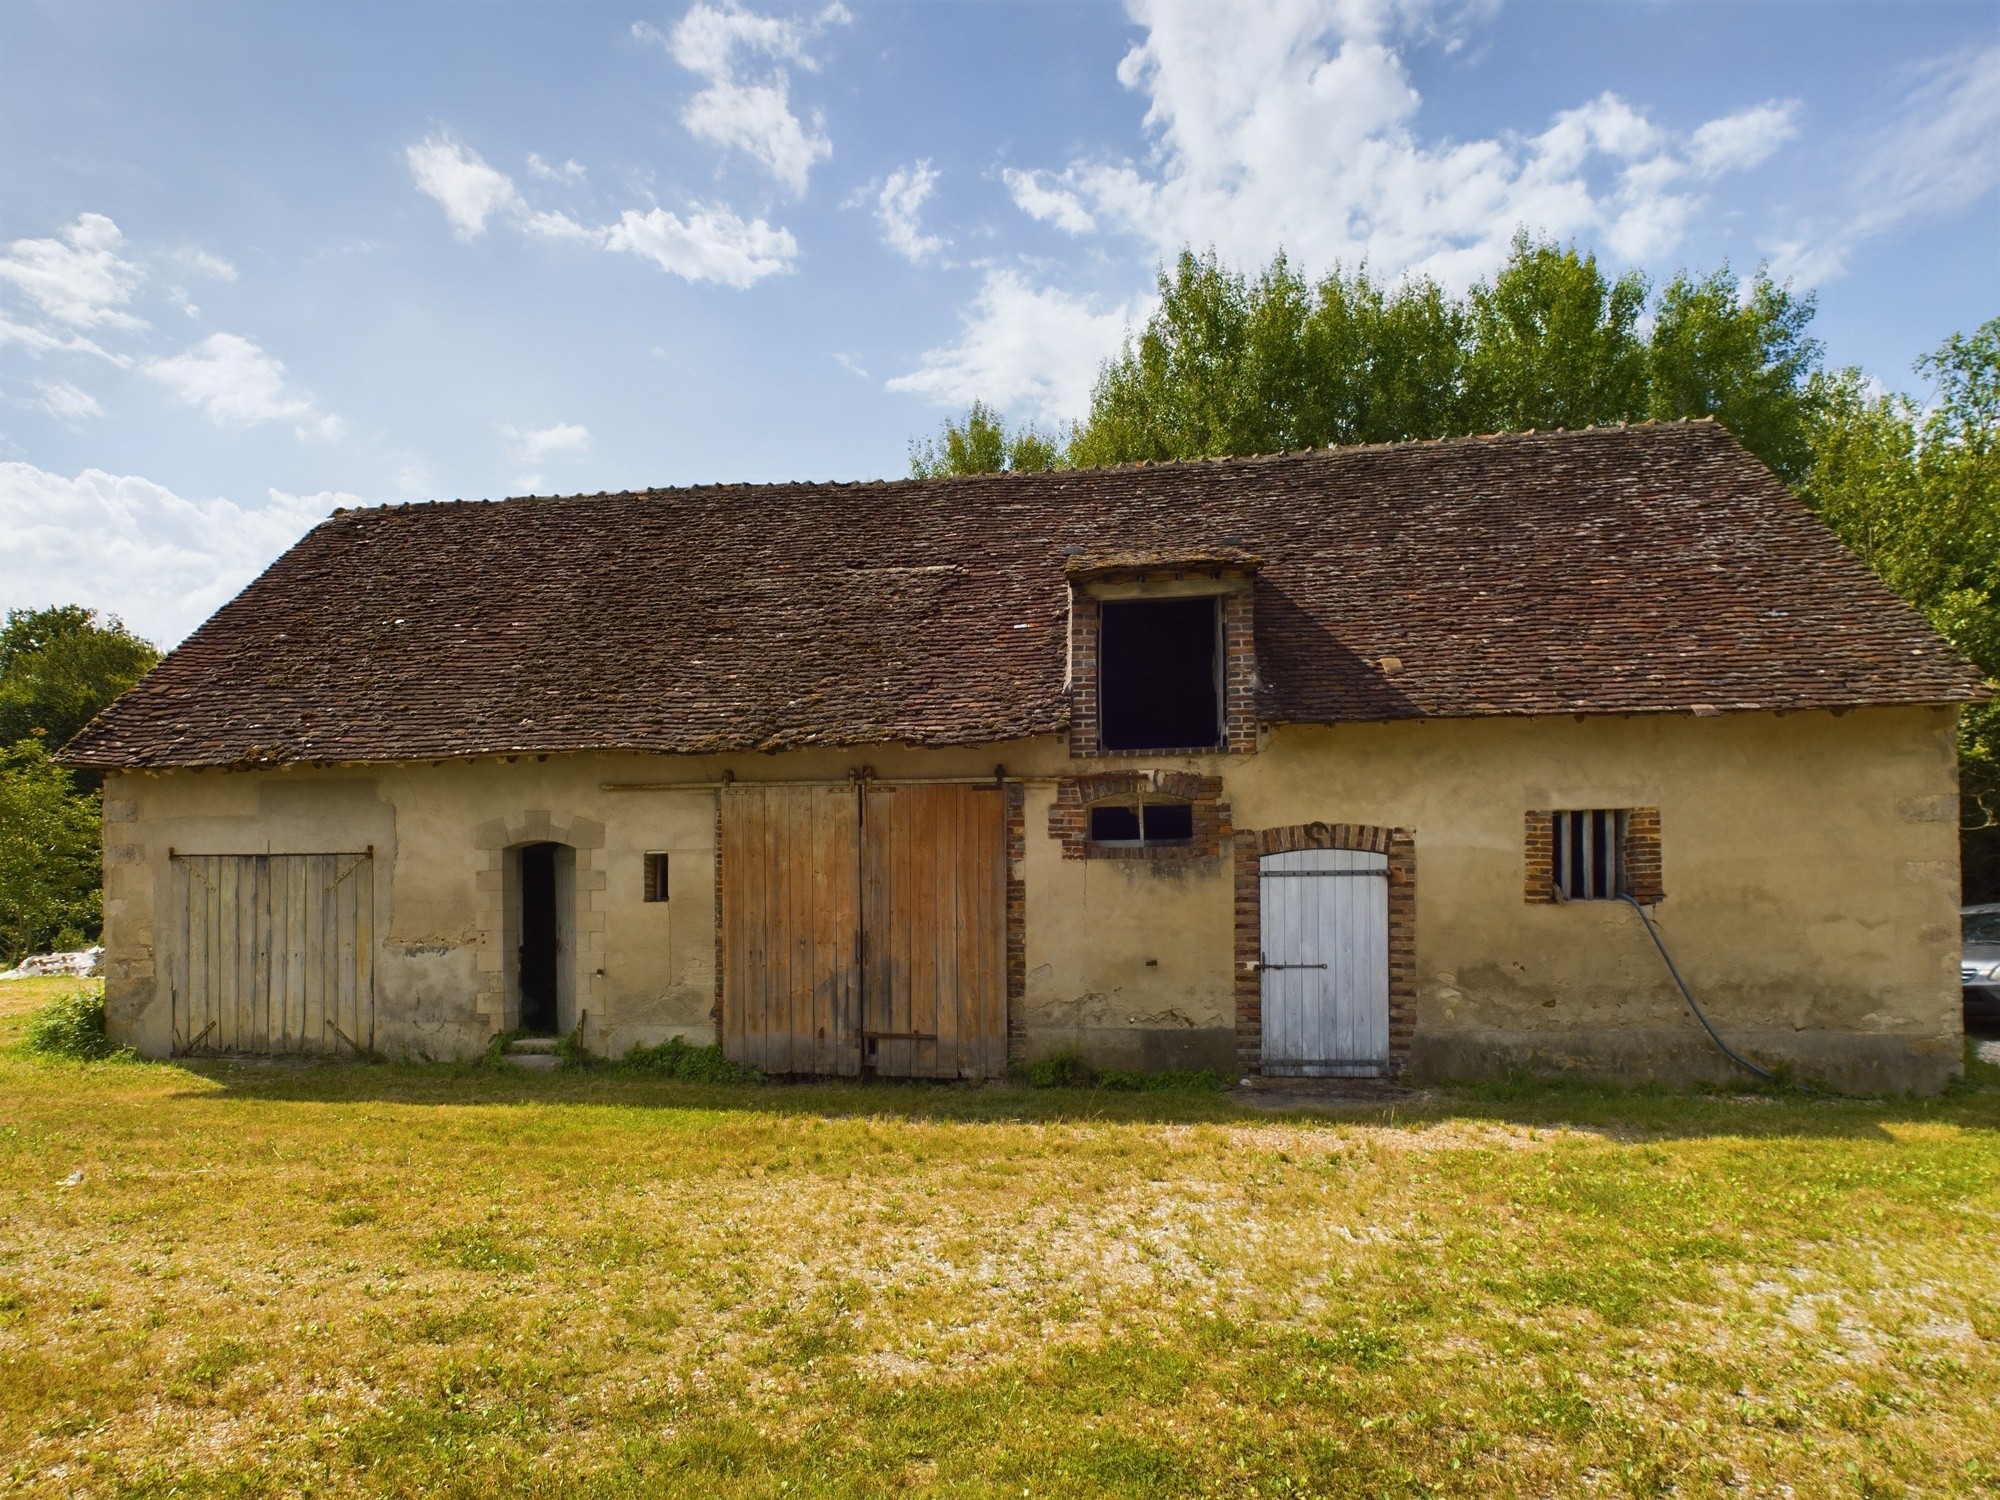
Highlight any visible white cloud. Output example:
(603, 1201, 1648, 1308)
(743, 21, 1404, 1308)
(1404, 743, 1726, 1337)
(886, 269, 1141, 424)
(526, 153, 588, 183)
(503, 421, 591, 464)
(1689, 101, 1799, 177)
(406, 132, 525, 240)
(144, 332, 343, 439)
(644, 2, 850, 195)
(1003, 168, 1098, 235)
(1004, 0, 1801, 289)
(0, 312, 126, 363)
(177, 248, 239, 281)
(602, 205, 798, 287)
(406, 129, 798, 285)
(0, 462, 346, 646)
(33, 379, 103, 422)
(0, 213, 145, 329)
(1769, 42, 2000, 283)
(876, 161, 946, 263)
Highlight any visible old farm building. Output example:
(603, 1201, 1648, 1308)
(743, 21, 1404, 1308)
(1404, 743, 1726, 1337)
(64, 422, 1987, 1091)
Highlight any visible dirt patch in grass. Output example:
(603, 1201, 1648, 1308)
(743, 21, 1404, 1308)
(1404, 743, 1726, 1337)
(3, 981, 1998, 1496)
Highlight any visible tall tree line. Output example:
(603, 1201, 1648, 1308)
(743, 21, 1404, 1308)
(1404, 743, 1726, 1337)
(910, 236, 1999, 895)
(0, 607, 158, 963)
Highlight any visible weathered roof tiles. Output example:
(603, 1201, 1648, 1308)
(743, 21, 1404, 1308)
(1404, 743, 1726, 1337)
(63, 421, 1989, 770)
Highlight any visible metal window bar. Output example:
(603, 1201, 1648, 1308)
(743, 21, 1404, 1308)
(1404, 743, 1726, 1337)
(1552, 809, 1628, 900)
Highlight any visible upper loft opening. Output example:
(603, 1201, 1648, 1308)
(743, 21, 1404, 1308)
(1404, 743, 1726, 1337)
(1099, 597, 1221, 751)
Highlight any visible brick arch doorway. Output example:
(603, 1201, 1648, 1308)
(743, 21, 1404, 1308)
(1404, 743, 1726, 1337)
(1235, 822, 1415, 1077)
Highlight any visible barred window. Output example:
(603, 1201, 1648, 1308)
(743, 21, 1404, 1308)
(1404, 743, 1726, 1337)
(1551, 810, 1627, 901)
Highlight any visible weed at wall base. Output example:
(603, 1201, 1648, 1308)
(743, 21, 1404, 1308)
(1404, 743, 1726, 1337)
(618, 1035, 760, 1083)
(20, 987, 132, 1062)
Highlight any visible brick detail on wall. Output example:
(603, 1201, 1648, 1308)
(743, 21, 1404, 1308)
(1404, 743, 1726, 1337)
(1068, 592, 1103, 756)
(713, 793, 725, 1038)
(1623, 807, 1664, 904)
(1219, 588, 1258, 753)
(1524, 807, 1664, 904)
(1006, 781, 1027, 1064)
(1046, 770, 1232, 862)
(1523, 809, 1555, 904)
(1067, 585, 1259, 757)
(1233, 822, 1417, 1077)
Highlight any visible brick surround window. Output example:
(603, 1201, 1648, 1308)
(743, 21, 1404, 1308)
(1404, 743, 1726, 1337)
(1525, 807, 1663, 904)
(1048, 771, 1232, 861)
(1063, 551, 1260, 757)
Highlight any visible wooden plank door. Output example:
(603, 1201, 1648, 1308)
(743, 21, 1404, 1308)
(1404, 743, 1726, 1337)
(1258, 847, 1389, 1077)
(171, 853, 374, 1055)
(719, 785, 863, 1076)
(862, 783, 1008, 1079)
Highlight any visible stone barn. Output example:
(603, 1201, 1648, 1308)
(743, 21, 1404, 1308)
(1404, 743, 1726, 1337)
(63, 422, 1988, 1091)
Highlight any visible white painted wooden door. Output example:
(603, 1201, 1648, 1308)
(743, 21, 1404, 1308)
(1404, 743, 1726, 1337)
(1259, 847, 1389, 1076)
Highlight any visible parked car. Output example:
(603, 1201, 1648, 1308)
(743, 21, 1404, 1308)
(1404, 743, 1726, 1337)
(1965, 904, 2000, 1033)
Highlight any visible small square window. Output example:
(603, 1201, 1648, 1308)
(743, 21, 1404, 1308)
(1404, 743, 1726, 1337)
(644, 852, 670, 902)
(1142, 802, 1193, 842)
(1551, 811, 1626, 901)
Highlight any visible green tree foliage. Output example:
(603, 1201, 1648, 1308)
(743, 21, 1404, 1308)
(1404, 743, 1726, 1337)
(1463, 235, 1649, 435)
(0, 739, 103, 964)
(1036, 234, 1820, 479)
(1647, 267, 1823, 484)
(909, 400, 1064, 478)
(0, 605, 157, 963)
(1798, 317, 2000, 850)
(0, 605, 160, 755)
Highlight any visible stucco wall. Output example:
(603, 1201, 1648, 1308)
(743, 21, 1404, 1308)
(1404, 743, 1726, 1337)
(100, 704, 1965, 1090)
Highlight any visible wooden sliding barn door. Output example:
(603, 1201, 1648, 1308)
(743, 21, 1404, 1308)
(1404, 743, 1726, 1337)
(861, 783, 1008, 1080)
(170, 853, 375, 1055)
(719, 785, 863, 1076)
(719, 782, 1007, 1079)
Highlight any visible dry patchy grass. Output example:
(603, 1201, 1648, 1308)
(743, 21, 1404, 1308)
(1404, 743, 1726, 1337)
(3, 978, 1999, 1497)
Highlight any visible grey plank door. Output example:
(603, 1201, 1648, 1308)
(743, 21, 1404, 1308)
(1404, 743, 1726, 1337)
(170, 853, 374, 1055)
(1259, 847, 1389, 1077)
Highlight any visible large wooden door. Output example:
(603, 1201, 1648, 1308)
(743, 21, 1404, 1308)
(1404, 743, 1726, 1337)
(719, 785, 862, 1075)
(170, 853, 374, 1055)
(719, 783, 1007, 1078)
(862, 783, 1008, 1079)
(1259, 847, 1389, 1077)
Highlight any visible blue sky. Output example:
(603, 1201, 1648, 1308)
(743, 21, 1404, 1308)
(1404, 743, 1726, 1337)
(3, 0, 1996, 644)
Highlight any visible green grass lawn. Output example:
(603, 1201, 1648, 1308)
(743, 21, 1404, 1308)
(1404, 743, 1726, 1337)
(3, 977, 1998, 1498)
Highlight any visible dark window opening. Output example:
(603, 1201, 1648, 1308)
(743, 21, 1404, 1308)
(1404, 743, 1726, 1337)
(1088, 798, 1196, 848)
(644, 851, 670, 902)
(1089, 804, 1142, 842)
(1552, 810, 1627, 901)
(518, 841, 559, 1034)
(1099, 597, 1221, 751)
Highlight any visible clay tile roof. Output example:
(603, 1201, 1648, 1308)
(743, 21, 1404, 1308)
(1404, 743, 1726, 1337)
(1062, 546, 1265, 577)
(62, 422, 1990, 770)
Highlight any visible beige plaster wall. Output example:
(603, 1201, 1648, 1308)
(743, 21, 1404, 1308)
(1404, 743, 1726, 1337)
(1231, 703, 1964, 1090)
(100, 741, 1060, 1062)
(101, 704, 1965, 1090)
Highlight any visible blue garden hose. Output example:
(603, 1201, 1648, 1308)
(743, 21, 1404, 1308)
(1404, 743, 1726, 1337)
(1619, 893, 1773, 1081)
